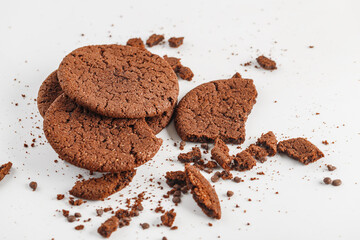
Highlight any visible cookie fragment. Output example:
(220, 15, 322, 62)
(161, 209, 176, 227)
(256, 56, 277, 70)
(37, 70, 63, 117)
(246, 144, 268, 162)
(231, 72, 242, 79)
(44, 94, 162, 172)
(146, 34, 164, 47)
(178, 147, 201, 163)
(178, 66, 194, 81)
(211, 138, 231, 171)
(126, 38, 145, 49)
(256, 131, 277, 156)
(163, 55, 182, 72)
(98, 216, 119, 238)
(0, 162, 12, 182)
(168, 37, 184, 48)
(232, 151, 256, 171)
(69, 170, 136, 200)
(277, 138, 324, 165)
(185, 164, 221, 219)
(165, 171, 186, 188)
(175, 78, 257, 143)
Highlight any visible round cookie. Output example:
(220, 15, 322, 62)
(37, 70, 175, 133)
(37, 70, 63, 117)
(57, 44, 179, 119)
(174, 78, 257, 144)
(43, 94, 163, 173)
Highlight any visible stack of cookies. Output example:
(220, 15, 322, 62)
(37, 44, 179, 199)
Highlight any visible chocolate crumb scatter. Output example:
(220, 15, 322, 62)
(168, 37, 184, 48)
(256, 55, 277, 70)
(146, 34, 164, 47)
(322, 140, 329, 145)
(29, 181, 37, 191)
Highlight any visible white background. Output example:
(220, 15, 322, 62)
(1, 0, 360, 239)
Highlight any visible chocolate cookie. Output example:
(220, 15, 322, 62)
(277, 138, 324, 165)
(0, 162, 12, 182)
(211, 138, 231, 171)
(58, 44, 178, 119)
(185, 164, 221, 219)
(175, 78, 257, 143)
(43, 94, 162, 172)
(38, 70, 175, 133)
(37, 70, 63, 117)
(69, 170, 136, 200)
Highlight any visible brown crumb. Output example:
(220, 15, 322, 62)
(327, 165, 337, 171)
(75, 225, 84, 230)
(309, 46, 314, 48)
(140, 223, 150, 229)
(98, 216, 119, 238)
(57, 194, 65, 200)
(161, 209, 176, 227)
(256, 55, 277, 70)
(146, 34, 164, 47)
(323, 177, 332, 184)
(163, 55, 182, 72)
(231, 72, 242, 79)
(168, 37, 184, 48)
(322, 140, 329, 145)
(179, 141, 186, 150)
(178, 147, 201, 163)
(69, 199, 84, 206)
(96, 209, 104, 217)
(178, 66, 194, 81)
(226, 191, 234, 197)
(62, 210, 70, 217)
(126, 38, 145, 49)
(332, 179, 342, 186)
(67, 215, 76, 222)
(0, 162, 12, 181)
(29, 181, 37, 191)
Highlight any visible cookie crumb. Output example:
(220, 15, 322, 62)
(323, 177, 332, 184)
(327, 165, 337, 171)
(140, 223, 150, 229)
(332, 179, 342, 186)
(178, 66, 194, 81)
(178, 147, 201, 163)
(75, 225, 84, 230)
(179, 141, 186, 150)
(98, 216, 119, 238)
(57, 194, 65, 200)
(256, 55, 277, 70)
(168, 37, 184, 48)
(0, 162, 12, 182)
(126, 38, 145, 49)
(67, 215, 76, 222)
(161, 209, 176, 227)
(226, 191, 234, 197)
(29, 181, 37, 191)
(146, 34, 164, 47)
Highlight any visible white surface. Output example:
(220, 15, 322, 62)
(1, 0, 360, 239)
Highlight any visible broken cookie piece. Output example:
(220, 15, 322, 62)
(231, 72, 242, 79)
(232, 151, 256, 171)
(98, 216, 119, 238)
(178, 66, 194, 81)
(256, 131, 277, 156)
(168, 37, 184, 48)
(178, 147, 201, 163)
(163, 55, 182, 72)
(146, 34, 164, 47)
(161, 209, 176, 227)
(211, 138, 231, 171)
(165, 171, 187, 188)
(0, 162, 12, 182)
(185, 164, 221, 219)
(277, 138, 324, 165)
(69, 170, 136, 200)
(126, 38, 145, 49)
(246, 144, 268, 163)
(256, 55, 277, 70)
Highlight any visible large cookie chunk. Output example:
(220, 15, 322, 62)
(175, 78, 257, 143)
(58, 44, 178, 119)
(69, 170, 136, 200)
(43, 94, 162, 172)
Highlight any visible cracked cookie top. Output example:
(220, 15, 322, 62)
(43, 94, 163, 172)
(175, 78, 257, 144)
(57, 45, 178, 118)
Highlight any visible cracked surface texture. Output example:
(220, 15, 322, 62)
(38, 69, 175, 134)
(185, 164, 221, 219)
(69, 170, 136, 200)
(57, 44, 178, 118)
(37, 70, 63, 117)
(43, 94, 162, 172)
(175, 78, 257, 143)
